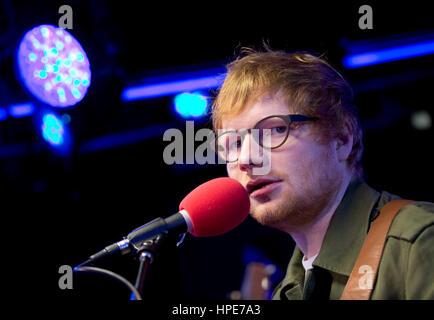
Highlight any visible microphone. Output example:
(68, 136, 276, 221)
(83, 177, 250, 265)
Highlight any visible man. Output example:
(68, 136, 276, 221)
(211, 48, 434, 299)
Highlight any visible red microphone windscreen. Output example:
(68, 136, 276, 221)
(179, 177, 250, 237)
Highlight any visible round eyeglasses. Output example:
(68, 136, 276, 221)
(215, 114, 317, 163)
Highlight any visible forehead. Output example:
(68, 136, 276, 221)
(221, 94, 290, 130)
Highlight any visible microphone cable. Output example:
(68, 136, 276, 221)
(73, 266, 142, 300)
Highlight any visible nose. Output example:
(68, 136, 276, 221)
(238, 132, 264, 172)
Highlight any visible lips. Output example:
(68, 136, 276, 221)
(246, 178, 282, 197)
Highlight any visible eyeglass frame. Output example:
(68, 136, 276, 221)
(215, 114, 318, 163)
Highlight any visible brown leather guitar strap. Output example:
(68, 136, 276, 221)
(340, 199, 414, 300)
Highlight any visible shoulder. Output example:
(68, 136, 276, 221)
(375, 201, 434, 299)
(388, 201, 434, 242)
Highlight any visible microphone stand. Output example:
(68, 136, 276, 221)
(132, 232, 167, 299)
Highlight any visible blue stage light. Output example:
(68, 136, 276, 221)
(16, 24, 91, 107)
(121, 67, 225, 102)
(343, 39, 434, 68)
(0, 107, 7, 121)
(8, 102, 35, 118)
(39, 111, 73, 156)
(173, 92, 208, 118)
(41, 113, 65, 145)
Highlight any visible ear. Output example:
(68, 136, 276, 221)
(336, 120, 354, 162)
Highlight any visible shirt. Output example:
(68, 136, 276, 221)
(272, 180, 434, 300)
(302, 253, 318, 297)
(302, 253, 318, 272)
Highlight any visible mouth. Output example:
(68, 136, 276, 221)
(246, 178, 282, 198)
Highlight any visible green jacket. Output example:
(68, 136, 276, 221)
(272, 180, 434, 300)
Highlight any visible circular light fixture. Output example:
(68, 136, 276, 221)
(16, 24, 91, 108)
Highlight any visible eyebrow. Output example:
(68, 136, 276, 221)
(216, 128, 241, 136)
(218, 120, 258, 134)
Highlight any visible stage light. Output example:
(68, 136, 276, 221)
(41, 113, 65, 145)
(173, 92, 208, 119)
(343, 38, 434, 69)
(8, 102, 35, 118)
(0, 107, 7, 121)
(39, 111, 73, 155)
(121, 67, 225, 102)
(16, 24, 91, 107)
(411, 110, 432, 130)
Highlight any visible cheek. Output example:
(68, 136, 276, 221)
(274, 144, 331, 181)
(297, 145, 339, 182)
(226, 163, 238, 179)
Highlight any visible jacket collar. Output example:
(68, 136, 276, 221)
(278, 246, 304, 299)
(277, 180, 384, 299)
(312, 179, 381, 276)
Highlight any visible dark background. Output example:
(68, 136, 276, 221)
(0, 1, 432, 301)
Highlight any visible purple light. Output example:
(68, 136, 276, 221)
(121, 67, 226, 102)
(16, 24, 91, 107)
(8, 102, 35, 118)
(122, 76, 221, 101)
(343, 39, 434, 68)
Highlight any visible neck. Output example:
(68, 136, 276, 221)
(289, 173, 353, 259)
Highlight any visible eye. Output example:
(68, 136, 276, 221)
(229, 138, 242, 150)
(271, 126, 288, 134)
(217, 144, 225, 152)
